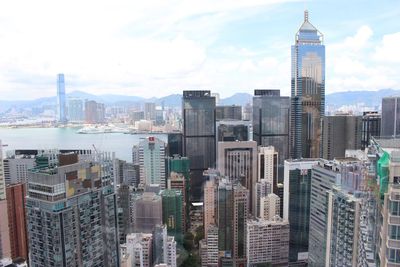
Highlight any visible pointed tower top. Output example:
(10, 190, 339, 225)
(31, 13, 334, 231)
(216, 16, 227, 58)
(304, 10, 309, 22)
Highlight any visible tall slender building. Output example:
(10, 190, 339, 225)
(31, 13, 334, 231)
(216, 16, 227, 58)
(381, 96, 400, 137)
(253, 89, 290, 178)
(57, 73, 67, 123)
(0, 140, 6, 199)
(182, 90, 216, 201)
(361, 111, 381, 149)
(291, 10, 325, 159)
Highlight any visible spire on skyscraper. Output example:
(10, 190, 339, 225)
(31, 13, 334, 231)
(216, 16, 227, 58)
(296, 10, 323, 44)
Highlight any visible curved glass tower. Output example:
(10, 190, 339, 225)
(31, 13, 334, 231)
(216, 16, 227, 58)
(291, 10, 325, 159)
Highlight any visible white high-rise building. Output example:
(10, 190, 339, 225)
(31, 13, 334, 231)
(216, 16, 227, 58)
(125, 233, 153, 267)
(133, 137, 166, 189)
(166, 236, 177, 267)
(257, 146, 278, 184)
(253, 179, 272, 217)
(3, 153, 35, 185)
(260, 193, 280, 220)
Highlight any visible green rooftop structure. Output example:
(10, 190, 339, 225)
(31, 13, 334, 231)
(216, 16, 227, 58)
(161, 189, 184, 244)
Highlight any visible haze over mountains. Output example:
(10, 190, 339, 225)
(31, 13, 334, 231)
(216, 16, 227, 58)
(1, 89, 400, 113)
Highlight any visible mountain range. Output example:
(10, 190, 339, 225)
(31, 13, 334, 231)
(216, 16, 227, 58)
(1, 89, 400, 113)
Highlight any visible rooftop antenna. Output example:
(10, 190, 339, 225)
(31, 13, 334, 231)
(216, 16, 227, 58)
(304, 9, 309, 22)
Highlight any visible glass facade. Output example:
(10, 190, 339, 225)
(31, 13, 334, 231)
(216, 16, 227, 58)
(291, 11, 325, 159)
(57, 74, 67, 123)
(183, 90, 216, 201)
(381, 97, 400, 137)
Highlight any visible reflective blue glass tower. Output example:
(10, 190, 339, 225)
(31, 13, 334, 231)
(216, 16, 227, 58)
(57, 73, 67, 123)
(291, 11, 325, 159)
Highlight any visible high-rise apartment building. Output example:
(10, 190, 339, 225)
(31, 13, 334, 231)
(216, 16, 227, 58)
(322, 114, 362, 159)
(133, 192, 162, 233)
(246, 218, 289, 266)
(182, 90, 216, 201)
(217, 141, 257, 214)
(204, 179, 217, 238)
(133, 137, 166, 189)
(259, 193, 280, 220)
(283, 159, 318, 264)
(253, 89, 290, 178)
(144, 102, 156, 121)
(123, 233, 153, 267)
(291, 10, 325, 159)
(85, 100, 105, 124)
(26, 152, 119, 267)
(232, 183, 248, 266)
(0, 199, 10, 259)
(0, 140, 6, 200)
(3, 153, 35, 185)
(254, 179, 272, 218)
(68, 98, 84, 122)
(161, 189, 184, 244)
(6, 183, 28, 261)
(361, 111, 381, 149)
(167, 172, 187, 231)
(57, 73, 67, 123)
(216, 105, 242, 121)
(199, 224, 219, 267)
(381, 96, 400, 137)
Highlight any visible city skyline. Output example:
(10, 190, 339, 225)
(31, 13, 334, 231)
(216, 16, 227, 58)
(0, 1, 399, 100)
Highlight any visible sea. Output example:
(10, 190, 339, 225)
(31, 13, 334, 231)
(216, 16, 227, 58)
(0, 127, 167, 162)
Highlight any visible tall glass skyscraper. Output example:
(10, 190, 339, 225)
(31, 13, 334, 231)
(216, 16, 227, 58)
(57, 73, 67, 123)
(291, 11, 325, 159)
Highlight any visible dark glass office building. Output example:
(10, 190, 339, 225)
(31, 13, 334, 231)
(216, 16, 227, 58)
(361, 111, 381, 149)
(216, 105, 242, 121)
(182, 90, 216, 201)
(167, 133, 183, 157)
(291, 11, 325, 159)
(253, 89, 290, 179)
(381, 97, 400, 137)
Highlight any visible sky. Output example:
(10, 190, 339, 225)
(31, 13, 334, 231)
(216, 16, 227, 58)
(0, 0, 400, 100)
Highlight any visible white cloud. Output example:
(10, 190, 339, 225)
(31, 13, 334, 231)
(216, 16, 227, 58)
(374, 32, 400, 63)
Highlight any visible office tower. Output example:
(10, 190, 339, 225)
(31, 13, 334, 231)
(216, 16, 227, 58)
(258, 146, 278, 186)
(246, 218, 289, 266)
(325, 187, 361, 266)
(308, 158, 365, 267)
(161, 189, 184, 244)
(253, 90, 290, 177)
(144, 102, 156, 121)
(199, 224, 219, 267)
(253, 179, 272, 217)
(117, 184, 133, 244)
(232, 184, 249, 266)
(218, 180, 233, 254)
(26, 152, 119, 267)
(133, 192, 162, 233)
(361, 111, 381, 149)
(134, 137, 166, 189)
(217, 141, 257, 214)
(381, 96, 400, 137)
(216, 120, 251, 142)
(3, 153, 35, 185)
(291, 10, 325, 159)
(204, 179, 217, 238)
(216, 105, 242, 121)
(124, 233, 153, 267)
(322, 114, 362, 159)
(67, 98, 84, 122)
(283, 159, 318, 264)
(182, 90, 216, 201)
(6, 183, 28, 261)
(166, 133, 183, 157)
(85, 100, 105, 124)
(57, 73, 67, 123)
(0, 199, 10, 259)
(165, 236, 177, 267)
(259, 193, 280, 220)
(0, 141, 5, 200)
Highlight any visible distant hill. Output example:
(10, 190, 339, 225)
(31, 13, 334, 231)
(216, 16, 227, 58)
(1, 89, 399, 113)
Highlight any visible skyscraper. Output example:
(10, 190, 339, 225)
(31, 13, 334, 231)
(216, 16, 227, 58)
(133, 137, 166, 189)
(133, 192, 162, 233)
(68, 98, 84, 122)
(26, 152, 119, 267)
(253, 89, 290, 178)
(322, 114, 362, 159)
(57, 73, 67, 123)
(6, 183, 28, 261)
(291, 10, 325, 159)
(217, 141, 257, 214)
(161, 189, 184, 244)
(144, 102, 156, 121)
(283, 159, 318, 264)
(182, 90, 216, 201)
(216, 105, 242, 121)
(0, 140, 6, 199)
(381, 96, 400, 137)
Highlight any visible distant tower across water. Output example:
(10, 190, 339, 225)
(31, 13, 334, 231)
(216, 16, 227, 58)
(57, 73, 67, 123)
